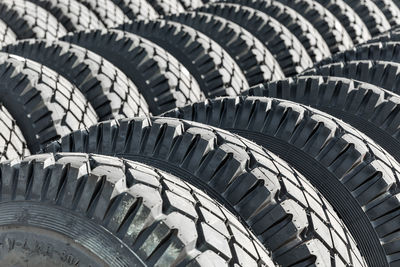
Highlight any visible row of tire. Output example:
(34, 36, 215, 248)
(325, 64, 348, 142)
(0, 0, 399, 266)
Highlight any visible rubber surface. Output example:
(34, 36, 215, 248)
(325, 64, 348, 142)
(0, 153, 276, 266)
(224, 0, 331, 63)
(0, 0, 67, 39)
(343, 0, 391, 36)
(2, 39, 150, 121)
(0, 104, 29, 161)
(197, 3, 313, 76)
(61, 29, 203, 115)
(273, 0, 354, 54)
(178, 0, 203, 10)
(27, 0, 105, 31)
(312, 0, 372, 44)
(78, 0, 130, 27)
(372, 0, 400, 27)
(0, 53, 98, 153)
(111, 0, 158, 20)
(44, 117, 366, 266)
(246, 75, 400, 166)
(119, 19, 249, 98)
(315, 41, 400, 67)
(0, 18, 16, 45)
(146, 0, 185, 15)
(165, 11, 285, 86)
(163, 96, 400, 267)
(302, 60, 400, 99)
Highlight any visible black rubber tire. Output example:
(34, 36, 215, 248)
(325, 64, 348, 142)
(272, 0, 354, 54)
(315, 41, 400, 67)
(165, 11, 285, 86)
(44, 117, 366, 266)
(0, 153, 276, 266)
(111, 0, 158, 20)
(366, 30, 400, 44)
(223, 0, 331, 63)
(245, 75, 400, 167)
(372, 0, 400, 27)
(309, 0, 372, 45)
(61, 29, 203, 115)
(342, 0, 391, 36)
(0, 104, 30, 161)
(197, 3, 313, 76)
(0, 18, 16, 45)
(2, 39, 150, 121)
(119, 19, 249, 98)
(78, 0, 130, 27)
(0, 0, 67, 39)
(178, 0, 203, 10)
(163, 96, 400, 267)
(26, 0, 105, 31)
(0, 53, 98, 153)
(302, 60, 400, 99)
(146, 0, 185, 15)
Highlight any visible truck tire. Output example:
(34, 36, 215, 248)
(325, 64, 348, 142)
(0, 104, 29, 161)
(44, 117, 366, 266)
(0, 18, 16, 44)
(197, 3, 313, 76)
(0, 54, 98, 153)
(273, 0, 354, 54)
(61, 29, 203, 115)
(163, 96, 400, 267)
(225, 0, 332, 61)
(27, 0, 105, 31)
(118, 19, 249, 98)
(0, 153, 275, 266)
(310, 0, 372, 44)
(2, 39, 150, 121)
(245, 75, 400, 165)
(0, 0, 67, 39)
(165, 11, 285, 86)
(78, 0, 130, 27)
(111, 0, 158, 20)
(342, 0, 391, 36)
(302, 60, 400, 99)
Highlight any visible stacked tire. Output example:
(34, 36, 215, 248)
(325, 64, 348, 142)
(0, 0, 399, 266)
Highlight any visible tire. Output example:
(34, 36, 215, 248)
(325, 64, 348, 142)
(111, 0, 158, 20)
(371, 0, 400, 27)
(310, 0, 372, 45)
(367, 30, 400, 43)
(2, 39, 150, 121)
(44, 117, 366, 266)
(302, 60, 400, 98)
(0, 18, 16, 45)
(0, 0, 67, 39)
(0, 104, 30, 161)
(163, 96, 400, 267)
(246, 75, 400, 167)
(342, 0, 391, 36)
(178, 0, 203, 10)
(0, 153, 275, 266)
(272, 0, 354, 54)
(223, 0, 331, 63)
(197, 3, 313, 76)
(61, 29, 204, 115)
(0, 54, 98, 153)
(315, 41, 400, 67)
(146, 0, 185, 15)
(78, 0, 130, 27)
(118, 19, 249, 98)
(165, 11, 285, 86)
(26, 0, 105, 31)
